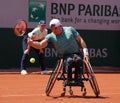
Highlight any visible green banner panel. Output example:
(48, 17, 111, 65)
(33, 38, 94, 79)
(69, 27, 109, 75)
(28, 0, 46, 22)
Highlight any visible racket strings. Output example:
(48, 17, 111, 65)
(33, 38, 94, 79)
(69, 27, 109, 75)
(14, 20, 27, 36)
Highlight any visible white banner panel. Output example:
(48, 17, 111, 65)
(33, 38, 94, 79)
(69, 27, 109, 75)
(0, 0, 120, 30)
(46, 0, 120, 30)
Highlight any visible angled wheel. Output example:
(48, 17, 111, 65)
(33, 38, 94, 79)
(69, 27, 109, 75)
(45, 59, 64, 96)
(83, 59, 100, 97)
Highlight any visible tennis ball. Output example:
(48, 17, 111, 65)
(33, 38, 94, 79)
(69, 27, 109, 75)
(30, 58, 35, 63)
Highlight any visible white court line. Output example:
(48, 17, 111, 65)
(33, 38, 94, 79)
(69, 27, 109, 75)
(102, 92, 120, 95)
(0, 93, 46, 97)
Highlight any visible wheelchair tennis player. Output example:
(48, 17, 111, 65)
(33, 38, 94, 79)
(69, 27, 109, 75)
(28, 18, 89, 82)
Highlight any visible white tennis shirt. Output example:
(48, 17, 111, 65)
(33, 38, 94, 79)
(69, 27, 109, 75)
(28, 27, 47, 40)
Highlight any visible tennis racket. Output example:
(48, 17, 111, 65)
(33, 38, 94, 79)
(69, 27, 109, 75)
(14, 20, 27, 36)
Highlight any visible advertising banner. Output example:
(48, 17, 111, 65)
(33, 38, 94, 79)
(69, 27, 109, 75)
(28, 0, 120, 30)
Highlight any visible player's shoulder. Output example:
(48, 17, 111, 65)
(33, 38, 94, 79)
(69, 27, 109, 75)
(46, 32, 55, 39)
(33, 26, 39, 30)
(31, 27, 39, 32)
(45, 32, 54, 42)
(63, 26, 75, 32)
(63, 26, 74, 30)
(47, 32, 54, 36)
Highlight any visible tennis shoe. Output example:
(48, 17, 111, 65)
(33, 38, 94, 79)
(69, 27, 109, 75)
(21, 70, 28, 75)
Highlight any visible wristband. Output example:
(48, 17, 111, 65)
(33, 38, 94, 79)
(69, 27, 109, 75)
(83, 48, 89, 56)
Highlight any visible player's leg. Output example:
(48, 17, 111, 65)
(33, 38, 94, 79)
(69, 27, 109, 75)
(20, 35, 29, 75)
(39, 52, 49, 74)
(66, 54, 83, 84)
(34, 48, 49, 74)
(66, 57, 73, 85)
(74, 58, 83, 82)
(20, 54, 29, 74)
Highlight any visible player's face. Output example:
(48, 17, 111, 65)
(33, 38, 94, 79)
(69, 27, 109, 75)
(51, 26, 62, 35)
(40, 25, 46, 31)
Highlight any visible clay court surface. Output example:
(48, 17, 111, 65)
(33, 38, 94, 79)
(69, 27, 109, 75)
(0, 68, 120, 103)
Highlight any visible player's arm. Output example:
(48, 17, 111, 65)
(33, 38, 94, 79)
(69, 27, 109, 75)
(28, 27, 38, 39)
(39, 29, 48, 40)
(24, 45, 31, 54)
(76, 35, 89, 61)
(27, 38, 48, 49)
(76, 35, 87, 48)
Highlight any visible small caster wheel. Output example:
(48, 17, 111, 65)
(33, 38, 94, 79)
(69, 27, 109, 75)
(69, 90, 73, 95)
(82, 92, 87, 97)
(61, 92, 65, 97)
(46, 93, 49, 96)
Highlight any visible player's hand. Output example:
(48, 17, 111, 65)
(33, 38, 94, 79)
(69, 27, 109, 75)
(24, 49, 30, 54)
(39, 49, 44, 54)
(27, 38, 33, 46)
(31, 35, 36, 40)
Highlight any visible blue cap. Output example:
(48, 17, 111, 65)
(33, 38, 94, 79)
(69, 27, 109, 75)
(39, 20, 46, 25)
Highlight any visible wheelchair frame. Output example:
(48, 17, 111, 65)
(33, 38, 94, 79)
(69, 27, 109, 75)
(45, 58, 100, 97)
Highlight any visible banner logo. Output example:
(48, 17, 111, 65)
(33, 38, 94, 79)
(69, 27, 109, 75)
(28, 0, 46, 22)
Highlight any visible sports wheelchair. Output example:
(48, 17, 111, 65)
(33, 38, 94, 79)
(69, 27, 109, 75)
(45, 55, 100, 97)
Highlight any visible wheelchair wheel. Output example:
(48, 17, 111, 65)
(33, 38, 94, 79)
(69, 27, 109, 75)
(45, 59, 64, 96)
(83, 60, 100, 97)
